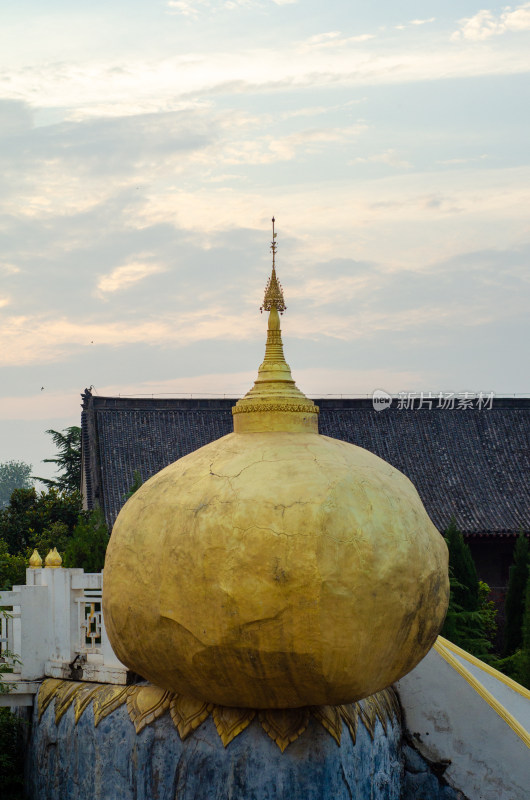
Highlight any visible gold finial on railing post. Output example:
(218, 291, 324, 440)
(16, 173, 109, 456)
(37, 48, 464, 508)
(29, 549, 42, 568)
(44, 547, 62, 568)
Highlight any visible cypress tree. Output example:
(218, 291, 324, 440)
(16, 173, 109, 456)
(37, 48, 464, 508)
(444, 519, 479, 612)
(518, 573, 530, 689)
(503, 532, 529, 656)
(441, 519, 491, 658)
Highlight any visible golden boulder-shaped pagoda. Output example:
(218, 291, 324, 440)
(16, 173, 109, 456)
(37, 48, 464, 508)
(103, 222, 449, 709)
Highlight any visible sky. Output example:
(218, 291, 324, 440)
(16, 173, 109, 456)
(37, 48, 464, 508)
(0, 1, 529, 483)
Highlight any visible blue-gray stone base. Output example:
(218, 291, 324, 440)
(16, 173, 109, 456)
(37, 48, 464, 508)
(26, 695, 403, 800)
(25, 693, 469, 799)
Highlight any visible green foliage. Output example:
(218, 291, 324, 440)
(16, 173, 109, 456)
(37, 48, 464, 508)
(520, 573, 530, 688)
(0, 487, 82, 589)
(444, 519, 479, 612)
(35, 426, 81, 493)
(0, 461, 33, 509)
(0, 487, 82, 554)
(478, 580, 498, 641)
(0, 611, 25, 799)
(502, 573, 530, 689)
(30, 521, 70, 562)
(123, 469, 143, 501)
(0, 708, 25, 799)
(0, 610, 22, 695)
(0, 539, 26, 590)
(441, 521, 495, 661)
(503, 531, 529, 656)
(63, 509, 109, 573)
(442, 572, 493, 660)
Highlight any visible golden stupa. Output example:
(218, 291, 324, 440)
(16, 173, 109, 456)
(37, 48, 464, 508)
(103, 221, 449, 709)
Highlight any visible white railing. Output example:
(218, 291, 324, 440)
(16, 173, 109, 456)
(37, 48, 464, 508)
(76, 589, 103, 653)
(0, 606, 21, 674)
(0, 566, 126, 701)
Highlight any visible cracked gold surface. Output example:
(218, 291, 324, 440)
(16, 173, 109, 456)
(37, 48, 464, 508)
(103, 430, 448, 708)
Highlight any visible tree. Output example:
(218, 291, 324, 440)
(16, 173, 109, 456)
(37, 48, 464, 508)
(503, 532, 529, 656)
(0, 610, 24, 800)
(519, 573, 530, 688)
(123, 469, 142, 501)
(0, 539, 26, 590)
(502, 571, 530, 689)
(63, 509, 109, 573)
(0, 705, 25, 799)
(0, 461, 33, 509)
(444, 519, 479, 612)
(441, 520, 492, 660)
(35, 426, 81, 493)
(0, 487, 82, 559)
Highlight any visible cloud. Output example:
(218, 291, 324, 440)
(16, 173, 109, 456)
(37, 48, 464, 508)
(352, 149, 412, 169)
(0, 263, 20, 275)
(95, 366, 426, 399)
(0, 365, 427, 424)
(395, 18, 436, 30)
(4, 231, 526, 369)
(452, 3, 530, 41)
(299, 31, 375, 51)
(0, 307, 262, 367)
(210, 123, 367, 165)
(0, 391, 81, 422)
(0, 100, 34, 139)
(166, 0, 208, 17)
(97, 261, 167, 295)
(167, 0, 296, 16)
(436, 155, 490, 166)
(4, 30, 529, 124)
(0, 296, 10, 308)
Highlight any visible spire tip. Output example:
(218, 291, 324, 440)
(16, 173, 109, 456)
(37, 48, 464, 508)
(261, 218, 286, 314)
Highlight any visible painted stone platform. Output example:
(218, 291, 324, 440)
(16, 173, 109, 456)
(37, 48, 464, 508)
(27, 680, 405, 800)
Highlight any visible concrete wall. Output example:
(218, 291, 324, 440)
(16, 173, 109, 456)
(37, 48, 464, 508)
(396, 639, 530, 800)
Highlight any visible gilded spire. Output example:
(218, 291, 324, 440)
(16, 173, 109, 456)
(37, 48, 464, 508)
(261, 218, 286, 314)
(233, 219, 318, 433)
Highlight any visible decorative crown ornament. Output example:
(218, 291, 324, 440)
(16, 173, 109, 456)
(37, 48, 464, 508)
(260, 218, 286, 313)
(44, 547, 62, 568)
(29, 549, 43, 568)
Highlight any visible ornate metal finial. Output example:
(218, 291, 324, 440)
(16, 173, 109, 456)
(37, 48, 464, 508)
(45, 547, 62, 569)
(261, 217, 286, 314)
(29, 549, 42, 568)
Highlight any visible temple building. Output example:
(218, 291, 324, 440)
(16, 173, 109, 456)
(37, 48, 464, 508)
(81, 392, 530, 597)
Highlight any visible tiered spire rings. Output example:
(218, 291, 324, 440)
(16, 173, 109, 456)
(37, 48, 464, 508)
(232, 218, 318, 433)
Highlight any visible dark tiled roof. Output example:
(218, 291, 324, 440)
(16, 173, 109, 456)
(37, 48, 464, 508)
(81, 392, 530, 536)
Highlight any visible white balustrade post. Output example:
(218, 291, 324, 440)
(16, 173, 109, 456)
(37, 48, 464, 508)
(38, 565, 84, 677)
(0, 577, 49, 680)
